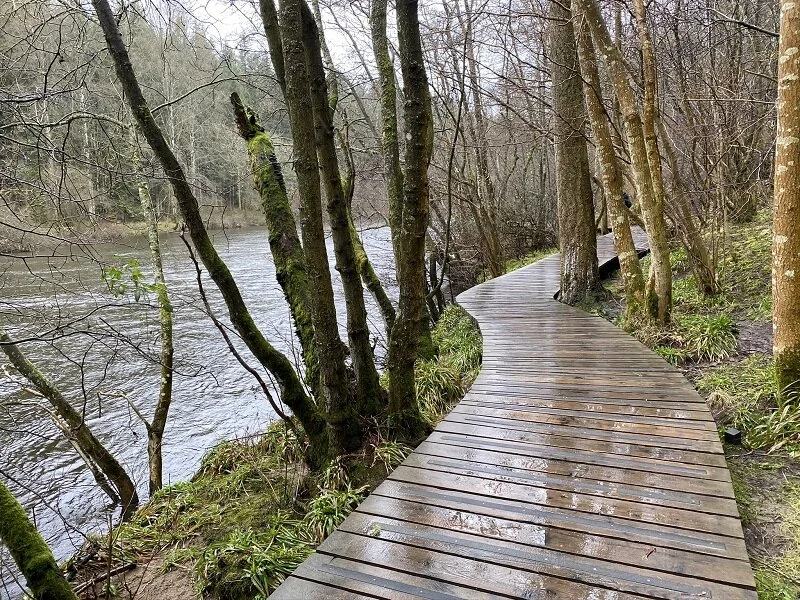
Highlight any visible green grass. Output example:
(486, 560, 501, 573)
(623, 311, 738, 365)
(503, 247, 557, 274)
(415, 304, 482, 425)
(697, 355, 800, 454)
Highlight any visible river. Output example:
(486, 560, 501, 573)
(0, 226, 396, 597)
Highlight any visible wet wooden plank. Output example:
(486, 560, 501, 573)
(318, 532, 651, 599)
(354, 494, 754, 585)
(339, 512, 755, 599)
(407, 444, 739, 509)
(387, 465, 745, 538)
(440, 413, 728, 457)
(461, 394, 716, 421)
(270, 231, 756, 599)
(453, 401, 720, 433)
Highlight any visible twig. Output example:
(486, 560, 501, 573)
(72, 562, 137, 594)
(178, 231, 295, 427)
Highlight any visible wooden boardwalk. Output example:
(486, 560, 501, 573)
(271, 233, 756, 599)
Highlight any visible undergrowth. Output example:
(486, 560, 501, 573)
(84, 303, 482, 599)
(415, 305, 482, 425)
(503, 247, 558, 274)
(600, 209, 800, 598)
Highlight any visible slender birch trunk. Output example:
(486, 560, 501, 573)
(774, 0, 800, 400)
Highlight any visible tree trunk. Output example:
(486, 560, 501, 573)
(91, 0, 329, 468)
(574, 8, 645, 310)
(339, 123, 397, 333)
(658, 120, 720, 296)
(774, 0, 800, 400)
(385, 0, 433, 438)
(0, 331, 139, 518)
(550, 0, 600, 305)
(231, 93, 321, 401)
(301, 3, 384, 419)
(371, 0, 404, 266)
(276, 0, 362, 455)
(575, 0, 672, 323)
(0, 480, 77, 600)
(138, 179, 174, 495)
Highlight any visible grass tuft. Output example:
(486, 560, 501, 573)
(503, 248, 557, 274)
(415, 305, 482, 425)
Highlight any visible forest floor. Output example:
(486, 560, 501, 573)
(69, 305, 482, 600)
(585, 210, 800, 599)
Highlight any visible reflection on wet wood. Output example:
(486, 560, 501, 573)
(270, 231, 757, 599)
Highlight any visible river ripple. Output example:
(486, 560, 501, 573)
(0, 226, 396, 595)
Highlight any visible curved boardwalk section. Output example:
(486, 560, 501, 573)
(271, 233, 756, 599)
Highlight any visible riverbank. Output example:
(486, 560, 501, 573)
(0, 208, 266, 254)
(69, 305, 482, 599)
(583, 211, 799, 599)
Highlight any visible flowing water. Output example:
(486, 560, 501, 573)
(0, 226, 396, 597)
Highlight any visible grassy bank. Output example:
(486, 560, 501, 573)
(587, 211, 800, 599)
(72, 305, 482, 600)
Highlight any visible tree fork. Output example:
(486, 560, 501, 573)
(277, 0, 363, 455)
(301, 2, 384, 419)
(574, 7, 645, 311)
(574, 0, 672, 323)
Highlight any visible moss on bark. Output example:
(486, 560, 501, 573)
(0, 481, 77, 600)
(231, 92, 321, 400)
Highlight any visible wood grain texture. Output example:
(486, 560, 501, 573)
(270, 230, 756, 599)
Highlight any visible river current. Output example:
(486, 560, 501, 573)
(0, 226, 396, 596)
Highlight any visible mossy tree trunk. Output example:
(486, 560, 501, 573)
(138, 179, 174, 495)
(575, 0, 673, 324)
(550, 0, 601, 305)
(300, 3, 384, 419)
(370, 0, 404, 266)
(0, 480, 77, 600)
(230, 93, 321, 401)
(272, 0, 362, 455)
(385, 0, 434, 438)
(774, 0, 800, 400)
(0, 331, 139, 518)
(91, 0, 329, 468)
(574, 8, 645, 311)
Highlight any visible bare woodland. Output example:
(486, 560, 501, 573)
(0, 0, 798, 596)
